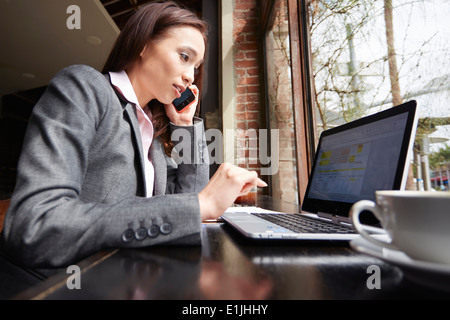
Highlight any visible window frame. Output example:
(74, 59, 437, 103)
(260, 0, 317, 203)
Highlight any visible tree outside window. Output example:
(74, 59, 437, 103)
(308, 0, 450, 191)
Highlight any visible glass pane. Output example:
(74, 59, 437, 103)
(308, 0, 450, 191)
(265, 0, 299, 203)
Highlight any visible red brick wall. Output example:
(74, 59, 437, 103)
(233, 0, 261, 175)
(231, 0, 299, 203)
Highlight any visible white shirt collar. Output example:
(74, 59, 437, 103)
(109, 70, 141, 108)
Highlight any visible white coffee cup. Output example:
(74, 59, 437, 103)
(350, 191, 450, 265)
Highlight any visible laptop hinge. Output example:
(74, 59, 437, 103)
(317, 212, 352, 225)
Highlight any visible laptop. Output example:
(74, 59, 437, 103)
(222, 100, 418, 241)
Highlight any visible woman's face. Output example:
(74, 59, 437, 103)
(129, 26, 205, 106)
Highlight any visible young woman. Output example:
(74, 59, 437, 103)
(2, 1, 265, 268)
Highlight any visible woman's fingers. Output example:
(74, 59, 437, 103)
(239, 178, 267, 196)
(188, 84, 199, 99)
(164, 84, 199, 126)
(198, 163, 267, 221)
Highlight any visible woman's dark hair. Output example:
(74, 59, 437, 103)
(103, 1, 209, 156)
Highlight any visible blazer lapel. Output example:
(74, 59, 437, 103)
(123, 102, 148, 196)
(106, 73, 167, 197)
(123, 103, 168, 197)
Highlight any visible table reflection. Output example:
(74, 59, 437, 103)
(198, 261, 272, 300)
(31, 221, 450, 300)
(42, 244, 274, 300)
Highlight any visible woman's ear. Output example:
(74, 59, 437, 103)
(140, 44, 148, 57)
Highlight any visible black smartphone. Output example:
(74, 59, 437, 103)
(172, 87, 195, 113)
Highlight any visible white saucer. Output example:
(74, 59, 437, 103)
(350, 236, 450, 292)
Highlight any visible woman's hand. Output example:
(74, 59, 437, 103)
(198, 163, 268, 221)
(164, 84, 198, 126)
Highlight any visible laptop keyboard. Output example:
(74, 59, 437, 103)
(252, 213, 356, 234)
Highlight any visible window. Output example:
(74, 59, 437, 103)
(265, 0, 299, 204)
(261, 0, 316, 204)
(308, 0, 450, 191)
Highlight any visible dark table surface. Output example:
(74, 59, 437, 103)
(13, 196, 450, 300)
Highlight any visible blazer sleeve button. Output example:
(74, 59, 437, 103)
(160, 222, 172, 235)
(147, 224, 160, 238)
(135, 227, 147, 241)
(121, 229, 134, 243)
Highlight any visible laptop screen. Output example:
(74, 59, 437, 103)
(302, 100, 417, 218)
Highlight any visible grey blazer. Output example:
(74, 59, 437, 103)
(1, 65, 209, 268)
